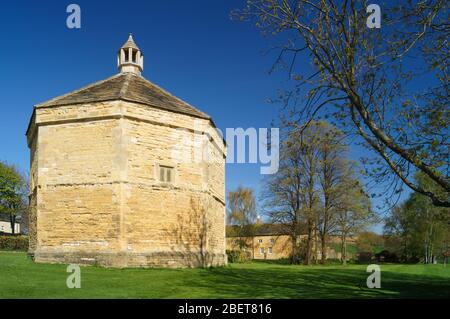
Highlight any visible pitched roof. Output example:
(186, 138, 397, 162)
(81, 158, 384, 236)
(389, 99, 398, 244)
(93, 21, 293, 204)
(121, 34, 140, 50)
(36, 73, 211, 120)
(226, 223, 308, 237)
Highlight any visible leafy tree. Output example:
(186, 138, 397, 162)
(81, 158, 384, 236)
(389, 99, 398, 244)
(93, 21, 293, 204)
(227, 186, 257, 252)
(235, 0, 449, 207)
(335, 179, 374, 265)
(356, 231, 384, 254)
(384, 172, 449, 263)
(0, 162, 27, 235)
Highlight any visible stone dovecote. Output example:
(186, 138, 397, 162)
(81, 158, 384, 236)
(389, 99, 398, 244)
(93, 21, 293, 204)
(26, 35, 227, 268)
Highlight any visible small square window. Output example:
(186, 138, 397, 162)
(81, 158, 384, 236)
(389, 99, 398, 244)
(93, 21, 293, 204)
(159, 165, 174, 183)
(270, 239, 275, 244)
(258, 239, 263, 243)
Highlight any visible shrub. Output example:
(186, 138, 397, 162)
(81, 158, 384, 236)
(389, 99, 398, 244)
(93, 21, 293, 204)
(226, 250, 252, 263)
(0, 235, 29, 251)
(375, 250, 399, 263)
(356, 251, 373, 263)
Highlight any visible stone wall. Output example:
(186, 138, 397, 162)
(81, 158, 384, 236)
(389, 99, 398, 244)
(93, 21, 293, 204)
(27, 100, 226, 267)
(227, 235, 295, 260)
(227, 235, 356, 261)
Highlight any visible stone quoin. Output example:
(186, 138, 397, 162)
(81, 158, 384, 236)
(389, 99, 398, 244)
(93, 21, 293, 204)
(26, 34, 227, 268)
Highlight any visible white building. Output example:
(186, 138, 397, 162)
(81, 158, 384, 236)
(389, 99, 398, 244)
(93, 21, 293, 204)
(0, 220, 21, 234)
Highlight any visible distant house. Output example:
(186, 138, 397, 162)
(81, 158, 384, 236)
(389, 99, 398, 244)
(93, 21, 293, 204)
(0, 214, 21, 235)
(226, 223, 301, 260)
(226, 223, 355, 261)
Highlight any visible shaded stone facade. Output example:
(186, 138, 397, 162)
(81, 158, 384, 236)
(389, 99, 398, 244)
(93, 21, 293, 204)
(26, 35, 226, 268)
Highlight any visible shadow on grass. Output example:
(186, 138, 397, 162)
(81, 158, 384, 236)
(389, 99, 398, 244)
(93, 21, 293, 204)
(1, 252, 448, 299)
(184, 263, 450, 299)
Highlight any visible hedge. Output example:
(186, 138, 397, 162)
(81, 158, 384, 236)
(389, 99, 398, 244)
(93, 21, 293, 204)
(226, 250, 252, 263)
(0, 235, 29, 251)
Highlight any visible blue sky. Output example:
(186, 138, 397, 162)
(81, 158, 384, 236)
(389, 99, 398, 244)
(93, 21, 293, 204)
(0, 0, 281, 192)
(0, 1, 404, 231)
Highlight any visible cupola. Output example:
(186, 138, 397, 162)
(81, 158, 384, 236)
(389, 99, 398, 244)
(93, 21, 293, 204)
(117, 34, 143, 75)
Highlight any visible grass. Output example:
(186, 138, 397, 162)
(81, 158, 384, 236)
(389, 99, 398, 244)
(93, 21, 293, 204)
(330, 243, 358, 254)
(0, 251, 449, 299)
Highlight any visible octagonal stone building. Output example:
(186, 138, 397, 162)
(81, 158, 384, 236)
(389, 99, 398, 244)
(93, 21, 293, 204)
(26, 35, 227, 267)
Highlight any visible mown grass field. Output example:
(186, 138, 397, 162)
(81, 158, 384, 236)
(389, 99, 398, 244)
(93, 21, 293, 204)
(0, 251, 449, 299)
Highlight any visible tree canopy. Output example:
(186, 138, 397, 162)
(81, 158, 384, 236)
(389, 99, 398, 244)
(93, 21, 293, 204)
(0, 162, 27, 234)
(235, 0, 449, 207)
(384, 172, 449, 262)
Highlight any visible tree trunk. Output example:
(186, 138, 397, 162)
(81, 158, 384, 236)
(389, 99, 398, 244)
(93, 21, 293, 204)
(321, 234, 327, 264)
(341, 234, 347, 265)
(252, 236, 255, 260)
(291, 235, 298, 264)
(314, 228, 319, 264)
(304, 225, 313, 265)
(9, 214, 16, 235)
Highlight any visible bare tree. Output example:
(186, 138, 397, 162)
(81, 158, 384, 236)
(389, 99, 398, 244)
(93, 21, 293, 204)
(262, 123, 322, 264)
(235, 0, 449, 207)
(336, 179, 374, 265)
(316, 122, 349, 263)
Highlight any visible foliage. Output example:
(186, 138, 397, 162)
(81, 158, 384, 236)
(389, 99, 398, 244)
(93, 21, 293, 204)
(335, 179, 375, 264)
(234, 0, 449, 207)
(227, 186, 257, 250)
(374, 250, 399, 263)
(0, 235, 28, 251)
(261, 121, 324, 264)
(0, 162, 27, 235)
(316, 122, 351, 262)
(384, 172, 450, 263)
(356, 252, 374, 264)
(262, 121, 374, 265)
(330, 243, 358, 255)
(226, 250, 252, 263)
(356, 231, 384, 254)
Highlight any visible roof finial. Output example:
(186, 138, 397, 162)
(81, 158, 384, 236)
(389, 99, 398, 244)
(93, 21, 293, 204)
(117, 34, 143, 75)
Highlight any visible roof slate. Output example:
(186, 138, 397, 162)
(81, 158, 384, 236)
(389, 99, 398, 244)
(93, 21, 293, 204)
(36, 73, 211, 120)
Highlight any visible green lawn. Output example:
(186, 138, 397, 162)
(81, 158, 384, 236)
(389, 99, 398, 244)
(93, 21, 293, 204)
(0, 251, 449, 298)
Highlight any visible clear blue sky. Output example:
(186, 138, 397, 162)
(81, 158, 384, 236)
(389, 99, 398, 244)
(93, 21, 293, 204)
(0, 0, 282, 192)
(0, 1, 404, 231)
